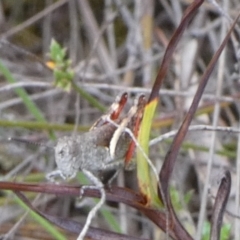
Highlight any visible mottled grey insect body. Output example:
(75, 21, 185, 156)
(53, 123, 130, 180)
(47, 93, 146, 182)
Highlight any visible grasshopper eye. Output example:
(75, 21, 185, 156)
(58, 149, 65, 157)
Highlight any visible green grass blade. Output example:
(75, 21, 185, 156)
(0, 119, 88, 132)
(0, 61, 55, 139)
(0, 61, 45, 122)
(13, 192, 66, 240)
(137, 99, 162, 206)
(71, 82, 105, 112)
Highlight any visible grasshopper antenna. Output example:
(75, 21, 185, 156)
(8, 137, 54, 150)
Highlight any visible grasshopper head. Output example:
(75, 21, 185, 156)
(54, 136, 80, 180)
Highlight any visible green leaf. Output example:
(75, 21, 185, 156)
(137, 99, 162, 206)
(14, 192, 66, 240)
(50, 39, 66, 62)
(220, 223, 231, 240)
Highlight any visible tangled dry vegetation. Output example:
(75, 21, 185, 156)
(0, 0, 240, 239)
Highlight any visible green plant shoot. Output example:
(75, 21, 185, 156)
(48, 39, 74, 92)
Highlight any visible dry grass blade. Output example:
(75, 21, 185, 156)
(157, 13, 239, 240)
(210, 170, 231, 240)
(0, 181, 186, 239)
(148, 0, 204, 102)
(159, 15, 240, 196)
(14, 191, 148, 240)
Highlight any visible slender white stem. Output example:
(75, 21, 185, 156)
(106, 117, 160, 184)
(150, 125, 240, 146)
(77, 169, 105, 240)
